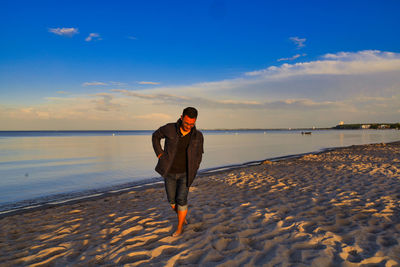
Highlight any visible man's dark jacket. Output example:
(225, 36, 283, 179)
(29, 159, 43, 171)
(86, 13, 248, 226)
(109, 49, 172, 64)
(152, 119, 204, 187)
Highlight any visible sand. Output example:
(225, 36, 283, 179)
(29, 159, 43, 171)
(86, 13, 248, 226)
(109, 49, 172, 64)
(1, 142, 400, 266)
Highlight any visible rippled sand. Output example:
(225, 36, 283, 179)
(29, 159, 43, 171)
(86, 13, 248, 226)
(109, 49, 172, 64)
(1, 142, 399, 266)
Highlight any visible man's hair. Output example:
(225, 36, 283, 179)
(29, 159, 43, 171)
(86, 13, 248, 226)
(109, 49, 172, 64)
(182, 107, 198, 119)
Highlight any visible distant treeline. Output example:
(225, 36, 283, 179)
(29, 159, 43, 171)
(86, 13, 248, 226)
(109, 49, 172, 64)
(334, 123, 400, 129)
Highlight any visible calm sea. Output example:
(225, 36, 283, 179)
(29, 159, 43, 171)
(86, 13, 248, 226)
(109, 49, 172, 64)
(1, 129, 400, 212)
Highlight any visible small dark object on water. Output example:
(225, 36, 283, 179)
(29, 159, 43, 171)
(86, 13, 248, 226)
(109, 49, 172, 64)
(301, 132, 312, 135)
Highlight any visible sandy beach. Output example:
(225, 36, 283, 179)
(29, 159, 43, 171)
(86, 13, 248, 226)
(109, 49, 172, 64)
(1, 142, 399, 266)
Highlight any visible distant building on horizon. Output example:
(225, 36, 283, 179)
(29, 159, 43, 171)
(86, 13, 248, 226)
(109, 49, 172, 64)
(379, 124, 390, 129)
(334, 122, 400, 129)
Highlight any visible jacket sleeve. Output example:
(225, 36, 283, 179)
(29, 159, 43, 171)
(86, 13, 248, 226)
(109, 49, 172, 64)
(152, 126, 166, 157)
(199, 133, 204, 163)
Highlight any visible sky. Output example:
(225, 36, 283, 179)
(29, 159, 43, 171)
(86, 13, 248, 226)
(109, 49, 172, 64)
(1, 0, 400, 130)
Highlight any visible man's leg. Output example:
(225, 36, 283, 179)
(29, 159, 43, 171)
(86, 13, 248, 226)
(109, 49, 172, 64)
(164, 174, 187, 229)
(173, 207, 188, 237)
(172, 205, 188, 237)
(172, 173, 189, 237)
(164, 174, 177, 208)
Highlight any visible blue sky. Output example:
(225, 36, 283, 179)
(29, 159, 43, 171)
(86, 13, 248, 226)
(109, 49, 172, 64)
(1, 0, 400, 130)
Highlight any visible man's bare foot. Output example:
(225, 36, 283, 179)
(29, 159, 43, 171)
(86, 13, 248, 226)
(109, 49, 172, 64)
(172, 209, 187, 237)
(172, 228, 183, 237)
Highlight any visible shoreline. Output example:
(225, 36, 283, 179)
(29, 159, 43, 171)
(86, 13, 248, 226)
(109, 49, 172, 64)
(0, 140, 397, 218)
(0, 145, 338, 218)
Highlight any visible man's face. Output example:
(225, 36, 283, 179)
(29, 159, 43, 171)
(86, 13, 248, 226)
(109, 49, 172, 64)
(181, 115, 196, 132)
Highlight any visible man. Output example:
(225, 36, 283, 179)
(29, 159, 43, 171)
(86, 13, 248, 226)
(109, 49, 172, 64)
(152, 107, 204, 237)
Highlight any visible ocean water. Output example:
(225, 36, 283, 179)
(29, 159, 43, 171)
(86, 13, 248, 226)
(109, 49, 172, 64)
(1, 129, 399, 211)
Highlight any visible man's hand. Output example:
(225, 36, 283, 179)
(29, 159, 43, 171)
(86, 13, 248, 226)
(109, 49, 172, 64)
(157, 153, 163, 159)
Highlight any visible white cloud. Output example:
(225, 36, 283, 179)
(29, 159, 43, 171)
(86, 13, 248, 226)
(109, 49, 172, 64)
(108, 50, 400, 116)
(2, 95, 126, 121)
(277, 54, 306, 62)
(246, 50, 400, 78)
(355, 95, 396, 103)
(82, 81, 108, 86)
(112, 89, 189, 102)
(112, 89, 341, 110)
(19, 107, 50, 119)
(290, 36, 306, 48)
(48, 27, 79, 37)
(91, 93, 124, 111)
(133, 113, 171, 120)
(138, 81, 161, 85)
(85, 33, 102, 42)
(267, 98, 342, 110)
(113, 50, 400, 117)
(45, 97, 68, 101)
(0, 93, 177, 130)
(322, 50, 398, 61)
(127, 36, 137, 40)
(278, 54, 301, 62)
(110, 81, 127, 86)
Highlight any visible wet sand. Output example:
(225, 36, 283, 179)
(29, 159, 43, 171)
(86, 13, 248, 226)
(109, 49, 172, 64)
(1, 142, 399, 266)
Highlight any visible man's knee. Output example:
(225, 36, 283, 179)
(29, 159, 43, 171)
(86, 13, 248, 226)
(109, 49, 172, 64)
(176, 195, 188, 209)
(177, 204, 188, 211)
